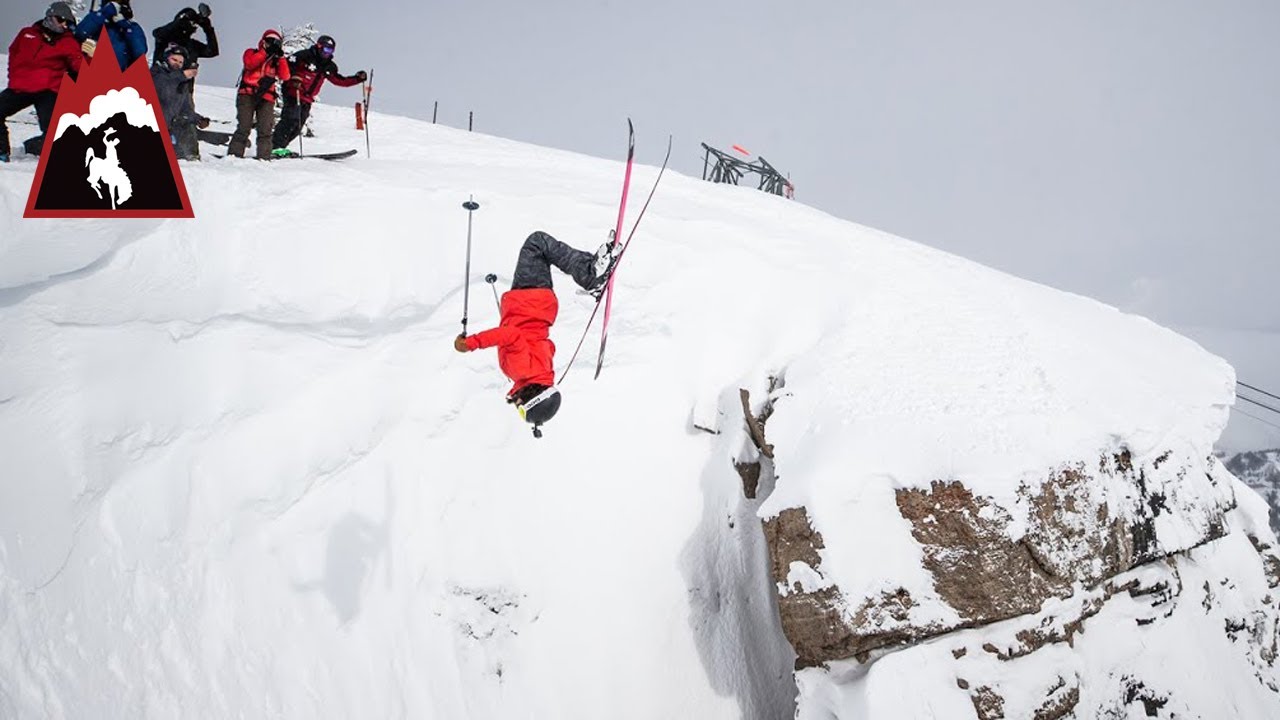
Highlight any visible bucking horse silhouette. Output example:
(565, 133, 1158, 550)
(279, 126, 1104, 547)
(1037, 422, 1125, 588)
(84, 128, 133, 209)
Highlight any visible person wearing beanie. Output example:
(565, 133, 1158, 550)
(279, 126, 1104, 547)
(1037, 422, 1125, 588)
(227, 28, 290, 159)
(0, 2, 82, 162)
(151, 4, 218, 66)
(151, 42, 207, 160)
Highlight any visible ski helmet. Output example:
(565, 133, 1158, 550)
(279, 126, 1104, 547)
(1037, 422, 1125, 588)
(175, 7, 198, 24)
(516, 385, 562, 429)
(44, 2, 76, 32)
(315, 34, 336, 57)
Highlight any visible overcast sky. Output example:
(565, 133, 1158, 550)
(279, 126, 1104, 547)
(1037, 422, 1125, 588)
(5, 0, 1278, 442)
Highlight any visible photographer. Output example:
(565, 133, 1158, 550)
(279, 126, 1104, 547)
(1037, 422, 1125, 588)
(151, 43, 206, 160)
(151, 4, 218, 65)
(227, 28, 290, 160)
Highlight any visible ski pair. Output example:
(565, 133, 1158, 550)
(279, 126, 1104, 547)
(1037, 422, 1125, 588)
(559, 121, 672, 382)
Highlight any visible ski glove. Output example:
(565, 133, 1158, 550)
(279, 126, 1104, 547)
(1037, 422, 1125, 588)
(454, 334, 470, 353)
(101, 2, 126, 23)
(356, 70, 367, 82)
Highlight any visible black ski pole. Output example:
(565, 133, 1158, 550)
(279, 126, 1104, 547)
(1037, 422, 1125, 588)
(484, 273, 500, 312)
(461, 197, 479, 334)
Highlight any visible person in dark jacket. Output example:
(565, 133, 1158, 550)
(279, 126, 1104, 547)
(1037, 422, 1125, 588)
(0, 2, 81, 162)
(151, 5, 217, 65)
(75, 0, 147, 71)
(151, 43, 207, 160)
(453, 231, 619, 434)
(270, 34, 366, 156)
(227, 28, 290, 159)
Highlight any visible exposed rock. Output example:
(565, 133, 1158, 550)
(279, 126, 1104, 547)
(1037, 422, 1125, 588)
(970, 686, 1005, 720)
(765, 446, 1235, 667)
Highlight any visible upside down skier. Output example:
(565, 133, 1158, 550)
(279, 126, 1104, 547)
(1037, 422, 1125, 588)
(453, 231, 618, 433)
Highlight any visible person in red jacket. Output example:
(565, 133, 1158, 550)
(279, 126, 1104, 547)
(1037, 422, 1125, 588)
(0, 2, 81, 162)
(270, 34, 366, 156)
(454, 231, 619, 434)
(227, 28, 290, 159)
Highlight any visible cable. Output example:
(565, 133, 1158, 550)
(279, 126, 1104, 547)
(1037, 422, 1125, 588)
(1237, 394, 1280, 417)
(1232, 406, 1280, 433)
(1238, 381, 1280, 403)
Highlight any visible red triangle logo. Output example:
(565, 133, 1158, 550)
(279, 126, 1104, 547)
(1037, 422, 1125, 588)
(24, 28, 194, 218)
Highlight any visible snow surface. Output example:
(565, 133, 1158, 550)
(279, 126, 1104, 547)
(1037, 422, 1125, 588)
(0, 66, 1257, 718)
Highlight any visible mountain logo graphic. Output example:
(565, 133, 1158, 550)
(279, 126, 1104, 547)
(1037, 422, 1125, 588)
(24, 29, 193, 218)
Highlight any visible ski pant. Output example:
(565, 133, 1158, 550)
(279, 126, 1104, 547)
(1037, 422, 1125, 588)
(271, 95, 311, 150)
(512, 231, 597, 291)
(0, 88, 57, 155)
(228, 94, 275, 159)
(170, 120, 200, 161)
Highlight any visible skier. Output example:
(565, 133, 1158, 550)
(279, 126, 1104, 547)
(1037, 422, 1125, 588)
(150, 5, 217, 65)
(227, 28, 289, 160)
(151, 43, 206, 160)
(453, 231, 619, 434)
(270, 34, 366, 157)
(0, 2, 82, 162)
(75, 0, 147, 71)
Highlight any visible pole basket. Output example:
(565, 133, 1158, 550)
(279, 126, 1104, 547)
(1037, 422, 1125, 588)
(355, 103, 364, 130)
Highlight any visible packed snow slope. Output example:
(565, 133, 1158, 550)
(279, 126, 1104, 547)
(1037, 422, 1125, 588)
(0, 77, 1260, 718)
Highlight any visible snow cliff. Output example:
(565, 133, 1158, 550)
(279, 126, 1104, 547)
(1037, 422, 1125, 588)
(1, 77, 1277, 718)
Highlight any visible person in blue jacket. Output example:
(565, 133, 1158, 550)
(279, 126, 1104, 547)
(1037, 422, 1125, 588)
(75, 0, 147, 70)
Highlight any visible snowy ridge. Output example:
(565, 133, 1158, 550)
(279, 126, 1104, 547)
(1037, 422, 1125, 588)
(2, 75, 1277, 719)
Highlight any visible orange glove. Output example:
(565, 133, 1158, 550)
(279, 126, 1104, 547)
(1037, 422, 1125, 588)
(454, 334, 470, 352)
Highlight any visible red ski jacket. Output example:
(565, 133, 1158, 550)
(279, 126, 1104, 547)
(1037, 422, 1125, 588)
(237, 31, 290, 103)
(465, 288, 558, 396)
(284, 47, 362, 105)
(7, 22, 82, 95)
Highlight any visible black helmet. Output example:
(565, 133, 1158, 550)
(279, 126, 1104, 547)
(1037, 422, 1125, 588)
(513, 385, 561, 435)
(315, 34, 336, 56)
(164, 42, 189, 60)
(175, 7, 198, 23)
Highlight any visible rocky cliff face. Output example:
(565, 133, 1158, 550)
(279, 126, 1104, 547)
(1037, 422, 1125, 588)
(744, 401, 1280, 718)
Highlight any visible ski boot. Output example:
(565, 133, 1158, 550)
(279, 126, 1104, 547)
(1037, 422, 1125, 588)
(587, 231, 620, 300)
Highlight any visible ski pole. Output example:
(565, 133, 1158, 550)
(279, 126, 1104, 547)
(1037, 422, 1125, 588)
(484, 273, 500, 312)
(461, 197, 479, 334)
(362, 69, 373, 158)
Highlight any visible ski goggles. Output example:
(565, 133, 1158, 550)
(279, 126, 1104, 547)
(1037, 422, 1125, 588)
(515, 385, 560, 421)
(320, 46, 334, 58)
